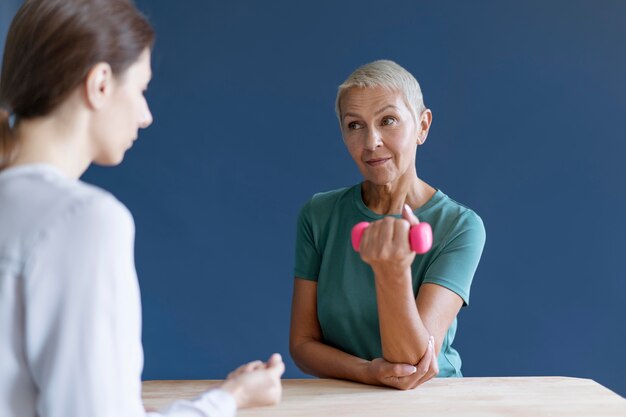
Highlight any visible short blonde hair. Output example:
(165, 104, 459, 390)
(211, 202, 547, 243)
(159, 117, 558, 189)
(335, 60, 426, 122)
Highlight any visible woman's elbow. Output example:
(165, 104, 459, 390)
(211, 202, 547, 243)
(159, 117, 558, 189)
(289, 336, 321, 376)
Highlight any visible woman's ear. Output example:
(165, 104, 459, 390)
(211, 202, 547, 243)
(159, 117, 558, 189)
(84, 62, 114, 110)
(417, 109, 433, 145)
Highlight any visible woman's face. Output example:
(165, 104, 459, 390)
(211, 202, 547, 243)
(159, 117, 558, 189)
(92, 48, 153, 165)
(340, 86, 429, 186)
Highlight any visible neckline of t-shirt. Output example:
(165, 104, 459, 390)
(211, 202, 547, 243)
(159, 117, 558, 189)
(352, 182, 445, 220)
(0, 163, 69, 181)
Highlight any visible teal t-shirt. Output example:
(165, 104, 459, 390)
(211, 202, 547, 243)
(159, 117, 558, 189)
(294, 184, 486, 377)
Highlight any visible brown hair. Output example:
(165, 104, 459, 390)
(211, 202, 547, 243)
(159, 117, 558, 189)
(0, 0, 155, 168)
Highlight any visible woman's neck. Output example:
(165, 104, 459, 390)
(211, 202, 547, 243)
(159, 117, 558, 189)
(9, 106, 92, 179)
(362, 171, 436, 215)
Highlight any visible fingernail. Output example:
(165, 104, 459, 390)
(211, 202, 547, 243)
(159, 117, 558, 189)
(411, 366, 417, 374)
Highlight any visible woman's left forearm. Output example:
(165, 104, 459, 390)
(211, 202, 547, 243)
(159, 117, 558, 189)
(373, 266, 431, 365)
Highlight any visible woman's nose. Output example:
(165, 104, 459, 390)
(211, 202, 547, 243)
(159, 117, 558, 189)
(364, 127, 382, 150)
(139, 103, 153, 129)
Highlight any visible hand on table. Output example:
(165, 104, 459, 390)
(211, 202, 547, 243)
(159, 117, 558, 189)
(368, 336, 439, 390)
(221, 353, 285, 408)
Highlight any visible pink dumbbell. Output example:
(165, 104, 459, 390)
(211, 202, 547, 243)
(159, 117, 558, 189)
(351, 221, 433, 254)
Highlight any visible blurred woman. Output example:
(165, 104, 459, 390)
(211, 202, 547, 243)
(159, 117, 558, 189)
(0, 1, 283, 416)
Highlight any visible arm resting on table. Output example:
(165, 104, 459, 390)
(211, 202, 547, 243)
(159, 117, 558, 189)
(290, 278, 378, 385)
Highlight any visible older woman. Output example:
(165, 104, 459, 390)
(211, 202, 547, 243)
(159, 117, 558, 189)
(290, 60, 485, 390)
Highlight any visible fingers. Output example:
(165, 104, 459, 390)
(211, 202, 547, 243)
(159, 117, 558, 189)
(387, 336, 437, 390)
(415, 357, 439, 387)
(379, 217, 395, 250)
(414, 336, 439, 387)
(223, 355, 285, 409)
(266, 353, 282, 367)
(227, 360, 265, 379)
(266, 353, 286, 377)
(375, 336, 439, 391)
(390, 363, 417, 378)
(230, 353, 285, 379)
(392, 217, 411, 251)
(271, 361, 286, 378)
(359, 221, 378, 261)
(361, 217, 412, 259)
(415, 337, 434, 376)
(381, 376, 408, 390)
(248, 361, 265, 371)
(227, 364, 246, 379)
(372, 358, 418, 390)
(402, 204, 420, 226)
(383, 372, 419, 390)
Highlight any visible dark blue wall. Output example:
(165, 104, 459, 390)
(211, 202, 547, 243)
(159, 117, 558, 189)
(3, 0, 625, 397)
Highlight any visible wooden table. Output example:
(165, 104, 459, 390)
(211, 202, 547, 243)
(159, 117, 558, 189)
(143, 377, 626, 416)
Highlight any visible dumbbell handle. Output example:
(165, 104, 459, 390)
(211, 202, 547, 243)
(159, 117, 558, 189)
(351, 221, 433, 254)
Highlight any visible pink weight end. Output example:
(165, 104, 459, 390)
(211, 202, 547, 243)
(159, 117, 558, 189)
(409, 222, 433, 254)
(351, 222, 370, 252)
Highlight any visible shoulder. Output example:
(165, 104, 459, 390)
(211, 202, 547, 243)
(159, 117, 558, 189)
(22, 181, 136, 280)
(33, 181, 135, 253)
(299, 185, 355, 217)
(433, 192, 485, 243)
(77, 182, 131, 220)
(66, 184, 134, 238)
(437, 192, 483, 225)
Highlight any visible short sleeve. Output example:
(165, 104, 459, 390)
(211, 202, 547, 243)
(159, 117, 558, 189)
(423, 211, 486, 306)
(294, 200, 321, 281)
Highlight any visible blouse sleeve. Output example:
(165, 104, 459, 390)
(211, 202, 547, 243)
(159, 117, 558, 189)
(23, 193, 236, 417)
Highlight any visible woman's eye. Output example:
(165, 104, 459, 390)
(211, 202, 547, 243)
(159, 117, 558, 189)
(348, 121, 362, 130)
(382, 117, 396, 126)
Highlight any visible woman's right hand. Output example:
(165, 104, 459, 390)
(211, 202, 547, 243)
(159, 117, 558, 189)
(221, 353, 285, 408)
(368, 336, 439, 390)
(358, 205, 424, 279)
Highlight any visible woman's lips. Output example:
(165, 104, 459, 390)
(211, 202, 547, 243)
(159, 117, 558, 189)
(366, 157, 391, 167)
